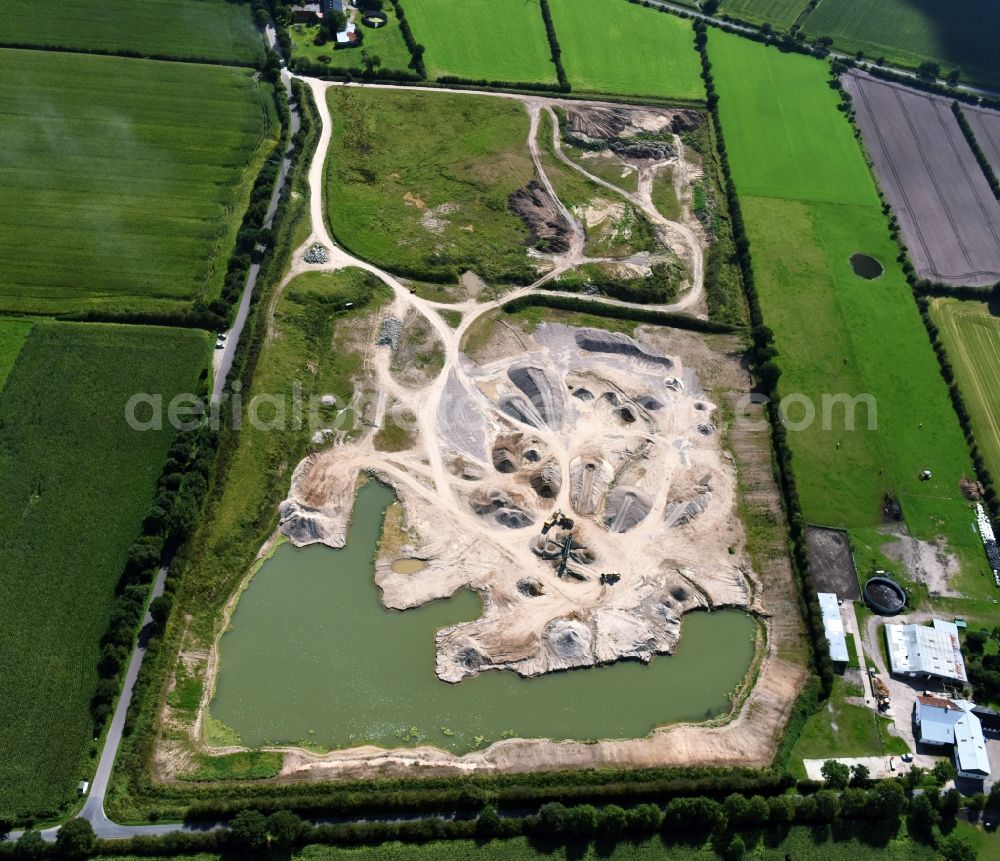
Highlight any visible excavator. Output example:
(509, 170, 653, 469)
(541, 509, 574, 535)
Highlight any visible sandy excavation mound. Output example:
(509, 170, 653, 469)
(563, 106, 701, 160)
(277, 322, 757, 683)
(508, 179, 573, 254)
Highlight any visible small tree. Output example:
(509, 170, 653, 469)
(946, 68, 962, 86)
(55, 818, 96, 857)
(917, 61, 941, 80)
(599, 804, 627, 836)
(850, 763, 871, 788)
(821, 759, 850, 789)
(16, 830, 46, 859)
(939, 834, 977, 861)
(266, 810, 306, 847)
(229, 809, 268, 849)
(476, 804, 501, 836)
(724, 834, 747, 861)
(932, 759, 956, 785)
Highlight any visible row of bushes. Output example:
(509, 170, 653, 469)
(436, 75, 567, 93)
(88, 421, 219, 731)
(538, 0, 570, 91)
(694, 20, 834, 698)
(862, 62, 1000, 111)
(5, 778, 979, 858)
(951, 101, 1000, 200)
(390, 0, 426, 78)
(291, 56, 421, 81)
(501, 293, 737, 333)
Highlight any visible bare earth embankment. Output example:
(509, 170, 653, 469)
(843, 71, 1000, 287)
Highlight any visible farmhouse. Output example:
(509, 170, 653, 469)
(322, 0, 345, 13)
(336, 22, 359, 45)
(290, 3, 321, 23)
(914, 695, 991, 779)
(817, 592, 850, 668)
(886, 619, 968, 684)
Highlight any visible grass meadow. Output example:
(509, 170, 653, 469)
(931, 298, 1000, 484)
(325, 89, 535, 283)
(0, 0, 263, 64)
(403, 0, 557, 83)
(547, 0, 704, 99)
(0, 318, 32, 390)
(708, 31, 980, 569)
(0, 49, 278, 317)
(718, 0, 809, 28)
(0, 322, 209, 818)
(801, 0, 1000, 87)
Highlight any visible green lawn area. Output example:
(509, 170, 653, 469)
(930, 298, 1000, 487)
(0, 0, 263, 64)
(708, 32, 979, 574)
(0, 49, 278, 316)
(325, 88, 535, 284)
(0, 318, 32, 390)
(288, 11, 412, 73)
(719, 0, 810, 28)
(403, 0, 557, 83)
(787, 677, 908, 776)
(800, 0, 1000, 88)
(706, 32, 875, 206)
(548, 0, 705, 99)
(0, 322, 209, 819)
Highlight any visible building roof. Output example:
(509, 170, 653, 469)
(817, 592, 850, 663)
(885, 620, 968, 683)
(915, 698, 991, 777)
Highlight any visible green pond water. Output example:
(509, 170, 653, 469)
(211, 481, 756, 753)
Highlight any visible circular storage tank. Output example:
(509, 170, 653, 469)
(863, 575, 906, 615)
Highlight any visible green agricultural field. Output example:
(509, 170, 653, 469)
(0, 318, 32, 390)
(707, 34, 875, 205)
(719, 0, 810, 29)
(288, 9, 412, 73)
(325, 88, 535, 283)
(403, 0, 557, 83)
(0, 49, 278, 316)
(0, 0, 263, 64)
(801, 0, 1000, 88)
(0, 322, 209, 818)
(547, 0, 705, 100)
(931, 298, 1000, 484)
(708, 31, 980, 572)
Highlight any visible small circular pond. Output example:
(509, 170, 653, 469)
(864, 575, 906, 615)
(850, 253, 884, 280)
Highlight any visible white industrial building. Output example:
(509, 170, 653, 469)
(885, 619, 968, 684)
(914, 694, 991, 779)
(817, 592, 850, 665)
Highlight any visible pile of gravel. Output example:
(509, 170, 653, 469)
(376, 317, 403, 349)
(304, 243, 330, 264)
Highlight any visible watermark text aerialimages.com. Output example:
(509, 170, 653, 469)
(125, 386, 878, 435)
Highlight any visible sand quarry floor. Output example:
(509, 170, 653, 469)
(175, 79, 807, 781)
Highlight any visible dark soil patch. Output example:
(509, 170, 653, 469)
(805, 526, 861, 599)
(850, 253, 884, 279)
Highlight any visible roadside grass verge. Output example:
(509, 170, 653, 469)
(930, 298, 1000, 489)
(547, 0, 704, 100)
(799, 0, 1000, 89)
(403, 0, 557, 83)
(0, 49, 279, 317)
(0, 0, 264, 64)
(325, 88, 535, 284)
(0, 317, 33, 389)
(708, 32, 979, 572)
(0, 322, 209, 819)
